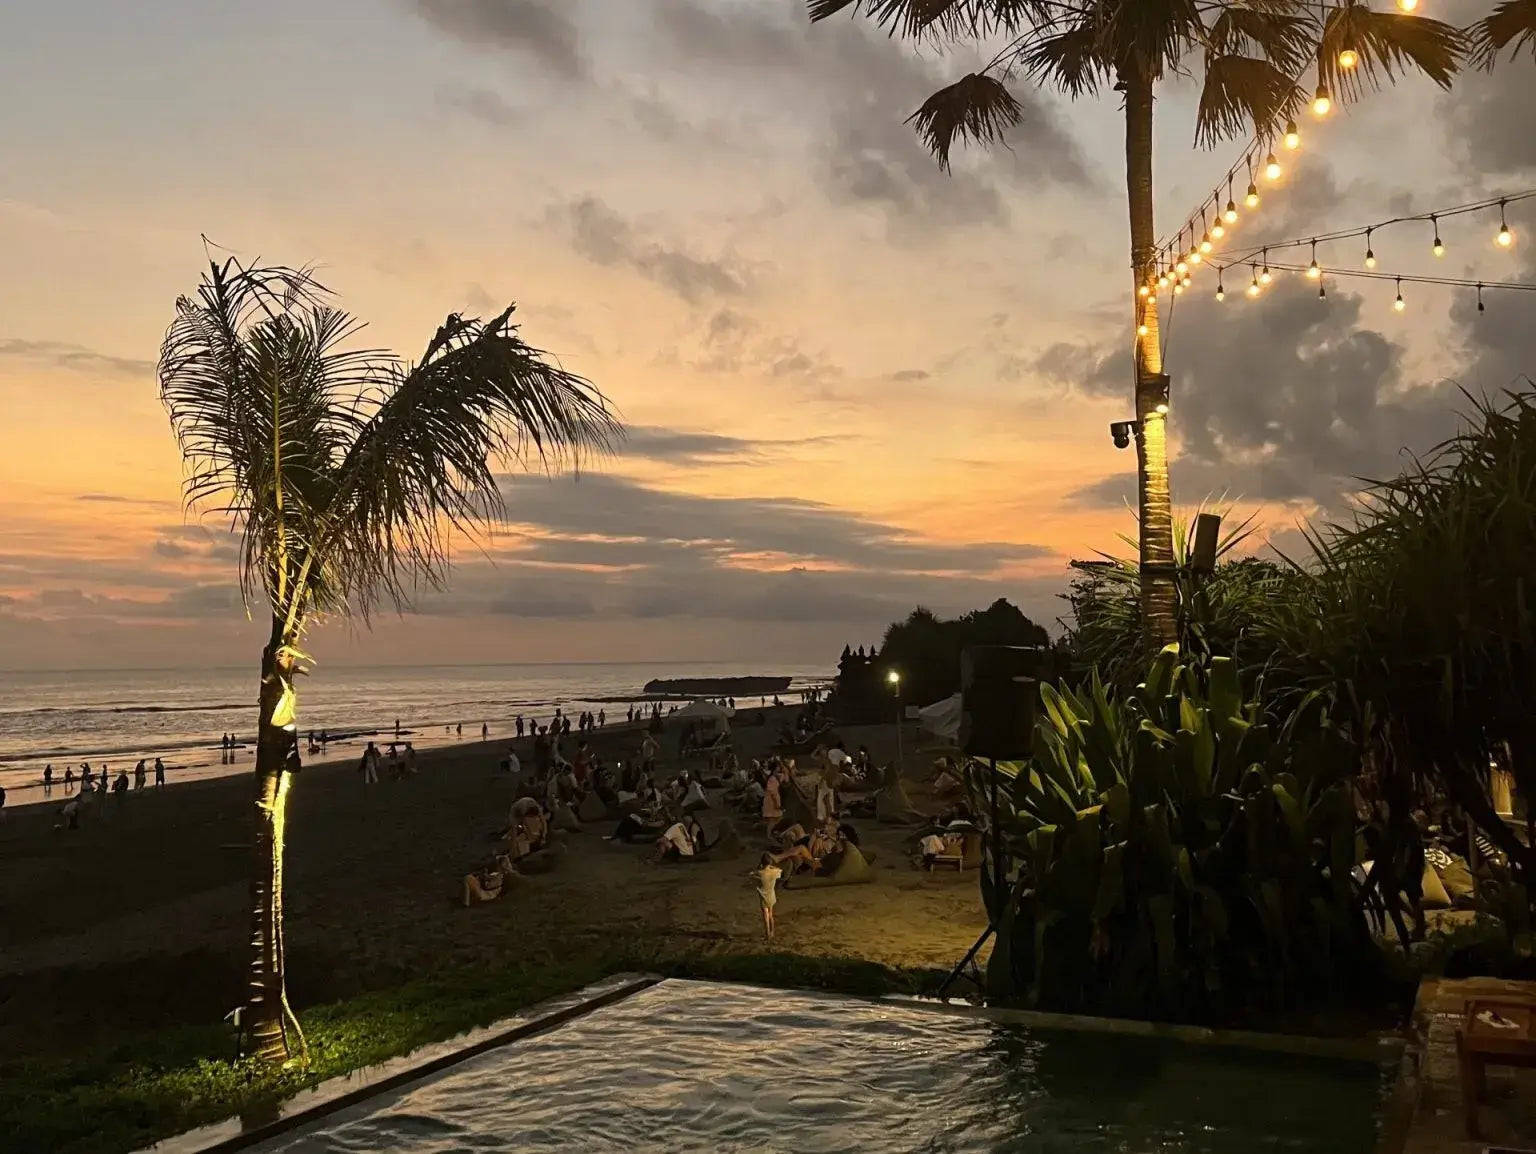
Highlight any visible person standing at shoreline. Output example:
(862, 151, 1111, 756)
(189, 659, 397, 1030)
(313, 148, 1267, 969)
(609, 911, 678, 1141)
(64, 766, 75, 794)
(481, 722, 489, 741)
(134, 760, 146, 791)
(154, 758, 166, 788)
(43, 765, 54, 797)
(359, 742, 380, 785)
(516, 715, 525, 739)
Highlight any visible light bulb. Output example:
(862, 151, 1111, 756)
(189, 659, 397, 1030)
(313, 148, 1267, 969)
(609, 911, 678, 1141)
(1284, 120, 1300, 150)
(1158, 273, 1170, 288)
(1307, 260, 1321, 279)
(1397, 0, 1417, 10)
(1433, 237, 1445, 257)
(1394, 280, 1406, 311)
(1200, 233, 1213, 253)
(1216, 286, 1225, 302)
(1313, 84, 1332, 117)
(1137, 323, 1149, 336)
(1247, 280, 1261, 298)
(1191, 251, 1203, 265)
(1338, 48, 1358, 69)
(1477, 285, 1486, 313)
(1212, 221, 1226, 239)
(1176, 258, 1189, 274)
(1260, 266, 1273, 286)
(1264, 153, 1282, 181)
(1246, 182, 1260, 208)
(1319, 283, 1327, 300)
(1365, 242, 1377, 269)
(1499, 224, 1514, 247)
(1138, 284, 1150, 297)
(1174, 283, 1185, 295)
(1224, 200, 1239, 224)
(1154, 403, 1169, 416)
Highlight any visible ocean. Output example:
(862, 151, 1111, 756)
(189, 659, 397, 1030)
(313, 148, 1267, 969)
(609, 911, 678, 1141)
(0, 662, 831, 800)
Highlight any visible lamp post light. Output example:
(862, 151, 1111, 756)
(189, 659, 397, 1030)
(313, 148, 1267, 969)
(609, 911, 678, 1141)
(886, 668, 903, 775)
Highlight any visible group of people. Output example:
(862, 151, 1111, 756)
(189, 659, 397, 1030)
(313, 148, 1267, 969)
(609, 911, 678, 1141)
(357, 741, 419, 783)
(43, 757, 167, 831)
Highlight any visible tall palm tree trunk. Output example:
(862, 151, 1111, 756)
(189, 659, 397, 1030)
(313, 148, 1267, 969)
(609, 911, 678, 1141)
(1123, 67, 1178, 653)
(246, 624, 300, 1063)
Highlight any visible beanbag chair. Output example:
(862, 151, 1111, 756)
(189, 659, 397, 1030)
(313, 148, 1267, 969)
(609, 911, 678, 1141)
(795, 844, 875, 888)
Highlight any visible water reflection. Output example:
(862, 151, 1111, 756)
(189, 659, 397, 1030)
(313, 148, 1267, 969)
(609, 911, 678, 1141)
(252, 981, 1390, 1153)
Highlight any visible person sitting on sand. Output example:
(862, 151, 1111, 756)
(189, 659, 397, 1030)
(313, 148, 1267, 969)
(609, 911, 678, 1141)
(57, 796, 82, 831)
(462, 857, 514, 906)
(506, 797, 548, 859)
(656, 819, 697, 861)
(754, 853, 783, 940)
(606, 806, 665, 843)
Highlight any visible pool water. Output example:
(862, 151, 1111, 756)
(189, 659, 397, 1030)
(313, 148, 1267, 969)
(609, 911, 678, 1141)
(250, 981, 1395, 1153)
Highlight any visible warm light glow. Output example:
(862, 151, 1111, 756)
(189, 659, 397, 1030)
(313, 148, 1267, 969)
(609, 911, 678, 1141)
(1200, 234, 1213, 254)
(1212, 221, 1225, 239)
(1259, 267, 1273, 285)
(1313, 85, 1332, 117)
(1138, 283, 1150, 296)
(1245, 183, 1260, 208)
(1190, 251, 1203, 264)
(1284, 120, 1300, 150)
(1499, 224, 1514, 247)
(1397, 0, 1417, 10)
(1224, 201, 1239, 223)
(1137, 323, 1149, 336)
(1307, 260, 1321, 279)
(1154, 403, 1169, 415)
(886, 669, 901, 685)
(1174, 283, 1185, 295)
(1158, 273, 1170, 287)
(1264, 153, 1282, 181)
(1182, 275, 1192, 287)
(1433, 238, 1445, 257)
(1246, 281, 1261, 298)
(1338, 48, 1358, 69)
(1176, 259, 1189, 274)
(1216, 286, 1225, 301)
(1365, 249, 1377, 268)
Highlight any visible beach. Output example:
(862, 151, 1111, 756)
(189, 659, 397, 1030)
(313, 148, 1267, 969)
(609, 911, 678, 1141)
(0, 705, 986, 1066)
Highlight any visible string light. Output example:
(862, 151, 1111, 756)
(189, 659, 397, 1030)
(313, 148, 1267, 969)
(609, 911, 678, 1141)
(1216, 271, 1225, 301)
(1260, 249, 1273, 285)
(1174, 282, 1185, 295)
(1365, 227, 1377, 268)
(1138, 283, 1150, 297)
(1200, 230, 1214, 254)
(1225, 175, 1239, 224)
(1176, 256, 1190, 275)
(1398, 0, 1418, 10)
(1265, 152, 1282, 181)
(1182, 273, 1193, 287)
(1477, 283, 1485, 313)
(1498, 200, 1514, 247)
(1211, 199, 1226, 239)
(1432, 214, 1444, 256)
(1158, 271, 1170, 288)
(1155, 402, 1170, 415)
(1284, 119, 1300, 150)
(1394, 278, 1406, 311)
(1307, 240, 1321, 279)
(1319, 280, 1328, 300)
(1138, 321, 1149, 336)
(1246, 180, 1261, 209)
(1247, 265, 1261, 297)
(1338, 47, 1359, 70)
(1313, 82, 1332, 117)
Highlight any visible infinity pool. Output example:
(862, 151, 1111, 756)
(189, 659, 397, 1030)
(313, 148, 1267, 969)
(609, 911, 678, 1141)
(249, 980, 1396, 1153)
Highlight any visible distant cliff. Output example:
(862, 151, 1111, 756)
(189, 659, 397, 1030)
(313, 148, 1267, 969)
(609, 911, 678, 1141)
(642, 676, 793, 697)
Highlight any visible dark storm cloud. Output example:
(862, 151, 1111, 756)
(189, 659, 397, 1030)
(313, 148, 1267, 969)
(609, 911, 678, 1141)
(646, 0, 1091, 226)
(1444, 62, 1536, 177)
(0, 338, 154, 378)
(551, 196, 748, 303)
(409, 0, 587, 78)
(1065, 279, 1465, 507)
(496, 473, 1047, 572)
(1449, 211, 1536, 391)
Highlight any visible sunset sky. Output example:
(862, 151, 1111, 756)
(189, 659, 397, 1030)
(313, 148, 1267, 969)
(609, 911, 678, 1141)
(1, 0, 1533, 671)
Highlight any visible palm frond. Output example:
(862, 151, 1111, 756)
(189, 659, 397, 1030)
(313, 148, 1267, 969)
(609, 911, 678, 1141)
(319, 307, 621, 620)
(1468, 0, 1536, 68)
(1318, 7, 1464, 103)
(1206, 6, 1314, 75)
(1195, 54, 1304, 146)
(907, 72, 1024, 171)
(1018, 21, 1110, 97)
(807, 0, 1043, 39)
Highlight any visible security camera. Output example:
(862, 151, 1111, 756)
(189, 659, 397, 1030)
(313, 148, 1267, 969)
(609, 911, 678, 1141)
(1109, 420, 1140, 450)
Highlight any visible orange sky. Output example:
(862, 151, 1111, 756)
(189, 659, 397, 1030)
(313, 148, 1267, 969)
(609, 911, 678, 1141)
(1, 0, 1532, 669)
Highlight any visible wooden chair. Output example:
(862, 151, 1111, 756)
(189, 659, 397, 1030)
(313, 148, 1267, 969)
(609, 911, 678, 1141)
(1456, 998, 1536, 1139)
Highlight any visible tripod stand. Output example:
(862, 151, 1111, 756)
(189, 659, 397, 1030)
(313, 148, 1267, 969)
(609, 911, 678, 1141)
(937, 755, 1005, 998)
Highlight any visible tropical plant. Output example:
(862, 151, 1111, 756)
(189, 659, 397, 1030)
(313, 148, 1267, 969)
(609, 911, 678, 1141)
(157, 259, 620, 1064)
(807, 0, 1464, 653)
(1469, 0, 1536, 66)
(1261, 388, 1536, 902)
(1063, 507, 1293, 690)
(970, 648, 1395, 1019)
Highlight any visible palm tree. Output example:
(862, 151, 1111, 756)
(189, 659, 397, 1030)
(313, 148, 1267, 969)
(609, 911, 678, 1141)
(158, 259, 620, 1064)
(1470, 0, 1536, 65)
(808, 0, 1462, 651)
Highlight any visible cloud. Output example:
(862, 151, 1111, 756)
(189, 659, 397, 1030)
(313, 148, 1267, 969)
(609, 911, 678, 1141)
(496, 472, 1047, 572)
(409, 0, 586, 79)
(616, 425, 843, 466)
(1066, 279, 1465, 507)
(686, 307, 841, 383)
(1444, 62, 1536, 178)
(436, 83, 523, 127)
(1448, 205, 1536, 391)
(0, 339, 154, 379)
(645, 0, 1091, 229)
(551, 196, 748, 303)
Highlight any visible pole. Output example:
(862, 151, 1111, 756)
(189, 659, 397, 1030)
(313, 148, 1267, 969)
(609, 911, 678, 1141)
(894, 696, 904, 775)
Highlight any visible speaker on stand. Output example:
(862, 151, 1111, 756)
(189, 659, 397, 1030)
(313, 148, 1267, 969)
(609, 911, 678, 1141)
(939, 645, 1046, 997)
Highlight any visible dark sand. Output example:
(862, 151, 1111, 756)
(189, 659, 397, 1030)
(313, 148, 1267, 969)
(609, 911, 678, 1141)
(0, 707, 985, 1058)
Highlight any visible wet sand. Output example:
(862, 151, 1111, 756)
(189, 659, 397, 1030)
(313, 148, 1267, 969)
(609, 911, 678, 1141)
(0, 707, 985, 1058)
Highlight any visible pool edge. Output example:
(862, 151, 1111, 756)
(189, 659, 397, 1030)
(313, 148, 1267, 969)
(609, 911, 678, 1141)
(136, 972, 662, 1154)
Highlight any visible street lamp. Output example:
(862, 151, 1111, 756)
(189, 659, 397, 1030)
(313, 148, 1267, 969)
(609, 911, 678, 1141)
(886, 669, 903, 775)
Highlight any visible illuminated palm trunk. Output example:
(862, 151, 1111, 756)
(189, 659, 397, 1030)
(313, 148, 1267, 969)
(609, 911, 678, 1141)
(1123, 67, 1179, 652)
(245, 624, 301, 1064)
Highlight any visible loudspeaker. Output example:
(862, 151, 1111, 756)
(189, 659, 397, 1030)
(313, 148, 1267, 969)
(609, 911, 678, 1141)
(960, 645, 1045, 760)
(1190, 512, 1222, 575)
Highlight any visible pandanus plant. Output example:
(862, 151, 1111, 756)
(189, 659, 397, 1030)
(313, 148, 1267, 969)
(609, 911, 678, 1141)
(158, 259, 620, 1063)
(809, 0, 1464, 654)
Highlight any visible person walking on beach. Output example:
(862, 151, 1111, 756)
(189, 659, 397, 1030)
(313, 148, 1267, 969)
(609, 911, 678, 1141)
(516, 715, 524, 739)
(64, 766, 75, 794)
(43, 764, 54, 797)
(481, 722, 489, 741)
(598, 708, 606, 728)
(754, 853, 782, 940)
(99, 766, 110, 796)
(154, 758, 166, 788)
(359, 742, 380, 785)
(456, 722, 462, 737)
(403, 743, 418, 776)
(134, 760, 146, 791)
(394, 718, 401, 739)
